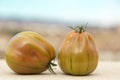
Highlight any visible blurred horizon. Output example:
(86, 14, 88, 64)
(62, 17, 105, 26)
(0, 16, 119, 28)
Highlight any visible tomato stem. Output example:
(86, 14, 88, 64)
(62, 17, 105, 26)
(68, 23, 87, 33)
(47, 61, 57, 74)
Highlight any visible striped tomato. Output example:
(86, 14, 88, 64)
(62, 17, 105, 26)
(5, 31, 56, 74)
(58, 26, 99, 75)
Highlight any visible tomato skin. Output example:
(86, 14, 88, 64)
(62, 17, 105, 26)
(58, 30, 99, 75)
(5, 31, 55, 74)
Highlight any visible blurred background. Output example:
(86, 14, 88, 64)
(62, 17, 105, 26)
(0, 0, 120, 61)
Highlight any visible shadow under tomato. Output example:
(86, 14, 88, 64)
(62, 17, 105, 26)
(57, 72, 99, 77)
(5, 71, 51, 76)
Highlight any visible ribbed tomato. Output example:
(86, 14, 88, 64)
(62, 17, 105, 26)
(58, 26, 99, 75)
(5, 31, 56, 74)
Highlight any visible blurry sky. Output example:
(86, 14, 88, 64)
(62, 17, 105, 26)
(0, 0, 120, 25)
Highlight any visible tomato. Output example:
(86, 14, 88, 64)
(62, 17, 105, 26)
(5, 31, 56, 74)
(58, 26, 99, 75)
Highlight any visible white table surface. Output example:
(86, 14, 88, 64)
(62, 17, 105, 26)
(0, 59, 120, 80)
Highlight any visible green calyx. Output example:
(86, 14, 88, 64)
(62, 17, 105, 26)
(69, 23, 87, 33)
(69, 26, 86, 33)
(47, 60, 57, 74)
